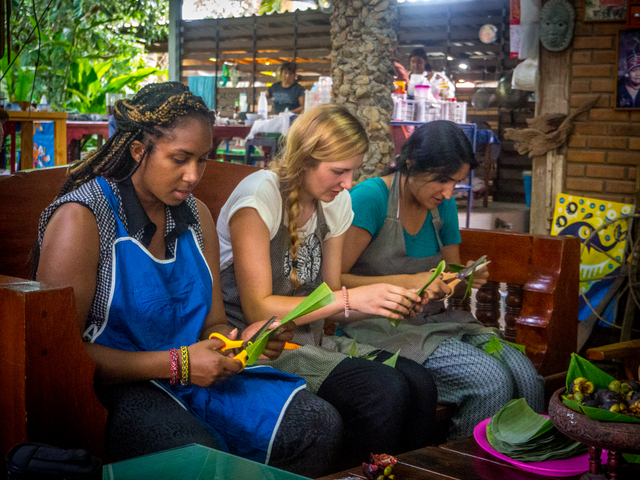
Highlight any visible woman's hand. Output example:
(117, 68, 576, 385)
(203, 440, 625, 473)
(348, 283, 422, 320)
(421, 277, 452, 302)
(242, 319, 296, 361)
(187, 334, 244, 387)
(469, 260, 489, 289)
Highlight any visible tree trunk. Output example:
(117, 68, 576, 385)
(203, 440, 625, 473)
(330, 0, 397, 181)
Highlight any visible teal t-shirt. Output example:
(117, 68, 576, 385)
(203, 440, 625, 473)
(349, 177, 461, 258)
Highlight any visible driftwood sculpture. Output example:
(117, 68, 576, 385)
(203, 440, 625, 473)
(504, 96, 600, 157)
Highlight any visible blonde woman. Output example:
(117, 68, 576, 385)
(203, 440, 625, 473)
(217, 104, 439, 470)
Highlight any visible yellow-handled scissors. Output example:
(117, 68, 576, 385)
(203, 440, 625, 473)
(209, 316, 277, 369)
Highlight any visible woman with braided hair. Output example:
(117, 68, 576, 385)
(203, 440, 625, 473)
(34, 82, 344, 477)
(218, 103, 439, 469)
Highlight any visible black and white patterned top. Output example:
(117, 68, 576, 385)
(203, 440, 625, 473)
(37, 178, 203, 341)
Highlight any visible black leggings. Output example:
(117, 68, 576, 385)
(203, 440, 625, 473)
(316, 352, 438, 470)
(97, 382, 343, 478)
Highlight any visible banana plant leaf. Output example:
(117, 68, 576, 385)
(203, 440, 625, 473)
(245, 282, 335, 365)
(347, 337, 377, 360)
(487, 398, 586, 462)
(562, 353, 640, 424)
(382, 350, 400, 368)
(387, 260, 446, 327)
(623, 453, 640, 463)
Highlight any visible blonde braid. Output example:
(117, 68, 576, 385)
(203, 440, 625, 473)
(269, 103, 369, 290)
(285, 187, 303, 288)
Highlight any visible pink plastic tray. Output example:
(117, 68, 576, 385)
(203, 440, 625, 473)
(473, 417, 607, 477)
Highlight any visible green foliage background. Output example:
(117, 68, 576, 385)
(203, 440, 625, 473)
(2, 0, 168, 112)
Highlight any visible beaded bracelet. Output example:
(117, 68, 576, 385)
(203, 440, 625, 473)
(180, 346, 190, 386)
(169, 348, 179, 386)
(342, 286, 350, 318)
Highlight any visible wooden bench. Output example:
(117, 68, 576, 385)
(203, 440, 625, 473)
(0, 162, 580, 471)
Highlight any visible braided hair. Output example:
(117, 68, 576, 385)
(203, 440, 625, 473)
(31, 82, 213, 279)
(58, 81, 213, 198)
(269, 103, 368, 288)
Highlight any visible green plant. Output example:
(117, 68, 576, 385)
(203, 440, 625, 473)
(1, 53, 35, 102)
(3, 0, 168, 111)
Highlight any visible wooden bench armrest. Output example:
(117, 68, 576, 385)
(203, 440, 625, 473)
(0, 275, 108, 463)
(459, 229, 580, 377)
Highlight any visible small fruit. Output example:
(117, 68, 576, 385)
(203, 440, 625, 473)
(601, 400, 627, 413)
(595, 388, 624, 405)
(609, 380, 622, 394)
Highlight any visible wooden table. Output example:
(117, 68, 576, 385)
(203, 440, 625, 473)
(318, 436, 589, 480)
(67, 120, 109, 163)
(4, 111, 68, 173)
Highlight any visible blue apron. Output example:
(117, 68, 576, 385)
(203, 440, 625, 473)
(90, 177, 305, 463)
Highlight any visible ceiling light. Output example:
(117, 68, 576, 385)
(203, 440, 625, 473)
(447, 56, 454, 61)
(459, 63, 469, 69)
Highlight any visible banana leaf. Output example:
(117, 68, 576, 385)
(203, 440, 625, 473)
(487, 398, 586, 462)
(416, 260, 446, 296)
(382, 350, 400, 368)
(245, 282, 335, 365)
(562, 353, 640, 424)
(386, 260, 446, 327)
(347, 337, 377, 360)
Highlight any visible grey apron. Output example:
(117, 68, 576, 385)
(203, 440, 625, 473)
(341, 172, 496, 364)
(220, 193, 362, 393)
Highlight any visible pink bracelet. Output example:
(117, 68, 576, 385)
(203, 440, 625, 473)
(170, 348, 179, 386)
(342, 286, 350, 318)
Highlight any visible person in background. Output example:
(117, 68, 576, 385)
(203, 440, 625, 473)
(409, 47, 433, 81)
(267, 62, 305, 114)
(218, 103, 439, 470)
(33, 82, 343, 478)
(341, 121, 545, 440)
(617, 52, 640, 108)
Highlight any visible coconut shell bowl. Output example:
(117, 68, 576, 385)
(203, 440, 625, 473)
(549, 387, 640, 480)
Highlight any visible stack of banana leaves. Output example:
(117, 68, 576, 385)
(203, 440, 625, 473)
(487, 398, 586, 461)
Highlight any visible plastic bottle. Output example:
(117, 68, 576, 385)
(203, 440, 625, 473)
(257, 91, 268, 119)
(239, 91, 248, 112)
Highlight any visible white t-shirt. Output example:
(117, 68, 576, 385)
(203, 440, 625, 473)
(217, 169, 354, 270)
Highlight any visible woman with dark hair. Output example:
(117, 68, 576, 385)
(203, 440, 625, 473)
(33, 82, 344, 477)
(341, 121, 544, 440)
(218, 103, 438, 469)
(267, 62, 305, 114)
(409, 47, 432, 79)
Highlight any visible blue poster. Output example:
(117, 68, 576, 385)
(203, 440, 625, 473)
(33, 121, 55, 168)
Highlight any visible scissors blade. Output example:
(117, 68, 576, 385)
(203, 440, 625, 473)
(457, 255, 488, 280)
(246, 315, 278, 345)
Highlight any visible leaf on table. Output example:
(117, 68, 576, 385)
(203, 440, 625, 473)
(487, 398, 586, 462)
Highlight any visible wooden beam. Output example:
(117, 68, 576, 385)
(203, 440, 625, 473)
(530, 42, 571, 235)
(168, 0, 181, 82)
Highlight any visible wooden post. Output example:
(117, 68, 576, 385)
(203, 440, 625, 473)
(530, 1, 572, 235)
(20, 120, 33, 169)
(168, 0, 182, 82)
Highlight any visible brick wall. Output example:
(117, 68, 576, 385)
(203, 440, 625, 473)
(567, 4, 639, 204)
